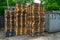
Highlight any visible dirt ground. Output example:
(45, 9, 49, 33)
(0, 31, 60, 40)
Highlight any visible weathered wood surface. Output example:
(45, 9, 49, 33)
(5, 3, 45, 36)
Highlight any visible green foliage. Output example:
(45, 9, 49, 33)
(44, 0, 60, 11)
(19, 0, 34, 4)
(44, 2, 60, 11)
(0, 0, 7, 16)
(0, 0, 60, 16)
(0, 0, 34, 16)
(0, 6, 7, 16)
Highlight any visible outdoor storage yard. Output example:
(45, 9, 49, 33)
(0, 32, 60, 40)
(1, 0, 60, 40)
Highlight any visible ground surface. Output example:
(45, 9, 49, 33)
(0, 32, 60, 40)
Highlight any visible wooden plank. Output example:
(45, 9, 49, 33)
(5, 10, 7, 32)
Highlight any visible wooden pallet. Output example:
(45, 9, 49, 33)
(5, 3, 45, 37)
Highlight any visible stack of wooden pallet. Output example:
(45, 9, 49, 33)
(27, 3, 45, 36)
(14, 4, 27, 35)
(5, 10, 16, 36)
(5, 3, 45, 36)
